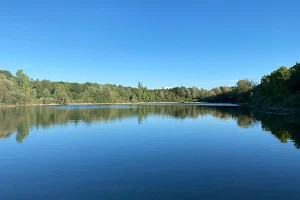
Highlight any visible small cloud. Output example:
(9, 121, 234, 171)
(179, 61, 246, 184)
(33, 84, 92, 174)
(152, 86, 174, 90)
(199, 79, 238, 84)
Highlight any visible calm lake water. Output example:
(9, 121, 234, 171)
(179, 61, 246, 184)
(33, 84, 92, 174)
(0, 104, 300, 200)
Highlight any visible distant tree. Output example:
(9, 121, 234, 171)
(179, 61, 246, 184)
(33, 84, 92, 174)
(235, 79, 253, 102)
(0, 74, 15, 104)
(237, 79, 252, 93)
(15, 70, 36, 104)
(0, 63, 299, 108)
(261, 66, 290, 97)
(42, 88, 51, 98)
(54, 84, 69, 104)
(0, 70, 13, 79)
(288, 62, 300, 93)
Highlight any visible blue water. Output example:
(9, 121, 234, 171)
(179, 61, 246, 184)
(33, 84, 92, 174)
(0, 105, 299, 200)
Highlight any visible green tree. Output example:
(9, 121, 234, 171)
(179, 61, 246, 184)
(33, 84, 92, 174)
(0, 74, 15, 104)
(288, 62, 300, 93)
(236, 79, 253, 102)
(16, 70, 36, 104)
(54, 84, 69, 104)
(261, 66, 290, 97)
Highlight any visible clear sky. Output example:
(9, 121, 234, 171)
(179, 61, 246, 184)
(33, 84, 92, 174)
(0, 0, 299, 89)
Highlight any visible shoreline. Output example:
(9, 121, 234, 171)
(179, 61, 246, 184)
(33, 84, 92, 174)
(0, 102, 196, 108)
(1, 102, 299, 117)
(0, 102, 238, 108)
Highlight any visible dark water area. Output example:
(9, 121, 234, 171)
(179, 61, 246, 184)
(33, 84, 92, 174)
(0, 104, 300, 200)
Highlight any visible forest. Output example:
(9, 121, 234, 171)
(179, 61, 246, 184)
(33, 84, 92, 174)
(0, 62, 299, 108)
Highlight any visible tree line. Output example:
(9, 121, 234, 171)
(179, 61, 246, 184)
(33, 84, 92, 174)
(0, 62, 299, 108)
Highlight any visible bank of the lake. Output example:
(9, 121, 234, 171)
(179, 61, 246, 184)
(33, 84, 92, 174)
(0, 102, 217, 107)
(1, 102, 299, 117)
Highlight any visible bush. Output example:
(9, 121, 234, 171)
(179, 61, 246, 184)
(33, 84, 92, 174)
(283, 92, 300, 108)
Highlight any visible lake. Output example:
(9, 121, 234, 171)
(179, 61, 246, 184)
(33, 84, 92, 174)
(0, 104, 300, 200)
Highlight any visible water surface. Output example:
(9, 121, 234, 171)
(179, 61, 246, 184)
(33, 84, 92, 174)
(0, 104, 300, 200)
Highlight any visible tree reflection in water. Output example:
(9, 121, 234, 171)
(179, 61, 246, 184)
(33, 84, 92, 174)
(0, 105, 299, 148)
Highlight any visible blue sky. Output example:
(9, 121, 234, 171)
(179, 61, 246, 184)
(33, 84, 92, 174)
(0, 0, 299, 89)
